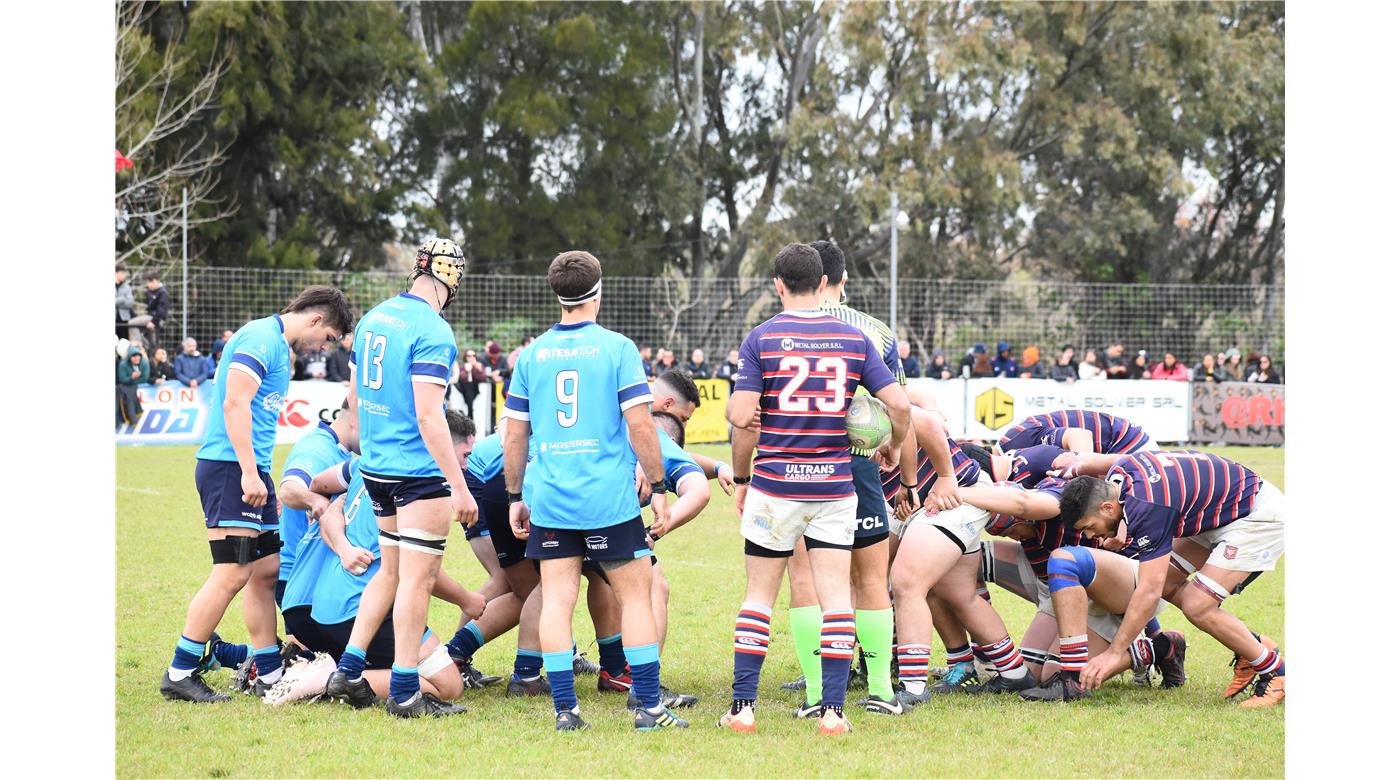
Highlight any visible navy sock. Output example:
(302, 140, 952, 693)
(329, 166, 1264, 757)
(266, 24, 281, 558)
(253, 645, 282, 682)
(543, 650, 577, 712)
(731, 602, 771, 702)
(170, 635, 204, 673)
(213, 640, 249, 669)
(390, 665, 419, 704)
(597, 633, 627, 677)
(1144, 617, 1163, 637)
(625, 644, 662, 710)
(337, 644, 367, 680)
(447, 622, 486, 661)
(515, 648, 543, 679)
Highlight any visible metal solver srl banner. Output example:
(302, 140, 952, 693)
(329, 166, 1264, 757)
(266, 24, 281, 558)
(954, 378, 1193, 443)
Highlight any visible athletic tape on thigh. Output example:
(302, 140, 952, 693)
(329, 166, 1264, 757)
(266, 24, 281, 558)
(1190, 572, 1230, 604)
(255, 530, 282, 560)
(398, 528, 448, 556)
(1169, 551, 1197, 578)
(420, 643, 454, 677)
(978, 542, 994, 583)
(209, 535, 259, 565)
(379, 530, 401, 548)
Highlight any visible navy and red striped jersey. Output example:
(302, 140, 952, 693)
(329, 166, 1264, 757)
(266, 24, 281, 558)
(1014, 477, 1091, 579)
(1111, 450, 1262, 562)
(999, 410, 1149, 455)
(733, 309, 898, 501)
(1005, 444, 1068, 488)
(879, 437, 981, 503)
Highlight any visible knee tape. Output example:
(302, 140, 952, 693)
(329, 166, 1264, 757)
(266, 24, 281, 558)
(1190, 572, 1231, 605)
(1169, 552, 1197, 578)
(210, 535, 259, 565)
(398, 528, 448, 556)
(1046, 546, 1096, 593)
(1021, 647, 1059, 667)
(379, 530, 400, 548)
(420, 643, 454, 677)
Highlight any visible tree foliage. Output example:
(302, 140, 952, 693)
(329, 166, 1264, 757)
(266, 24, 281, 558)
(117, 0, 1283, 284)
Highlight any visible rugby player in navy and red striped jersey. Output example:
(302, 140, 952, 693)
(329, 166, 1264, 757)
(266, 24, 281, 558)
(719, 243, 910, 736)
(1038, 450, 1286, 706)
(997, 410, 1155, 456)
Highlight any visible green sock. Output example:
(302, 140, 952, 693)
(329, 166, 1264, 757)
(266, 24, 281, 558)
(856, 607, 896, 699)
(789, 605, 824, 706)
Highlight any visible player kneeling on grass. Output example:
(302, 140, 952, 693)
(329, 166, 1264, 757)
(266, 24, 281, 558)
(721, 243, 910, 735)
(269, 454, 484, 707)
(1032, 451, 1285, 706)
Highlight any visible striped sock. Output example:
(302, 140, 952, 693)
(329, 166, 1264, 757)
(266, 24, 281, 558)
(977, 636, 1027, 680)
(542, 650, 577, 713)
(514, 648, 543, 680)
(253, 645, 283, 685)
(897, 644, 931, 695)
(1058, 634, 1089, 680)
(168, 635, 205, 681)
(389, 665, 419, 705)
(819, 610, 856, 707)
(976, 586, 992, 603)
(1250, 647, 1283, 676)
(337, 644, 367, 680)
(946, 643, 974, 667)
(213, 640, 249, 669)
(732, 601, 771, 702)
(625, 643, 662, 711)
(1129, 637, 1155, 671)
(597, 633, 627, 677)
(446, 622, 485, 660)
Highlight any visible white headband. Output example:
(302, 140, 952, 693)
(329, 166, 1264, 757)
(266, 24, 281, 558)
(558, 279, 602, 306)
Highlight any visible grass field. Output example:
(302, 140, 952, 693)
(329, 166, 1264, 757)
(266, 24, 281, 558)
(117, 444, 1284, 778)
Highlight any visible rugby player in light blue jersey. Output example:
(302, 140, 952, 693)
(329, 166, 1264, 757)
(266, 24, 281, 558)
(160, 286, 352, 703)
(503, 250, 685, 732)
(275, 398, 357, 610)
(325, 238, 480, 719)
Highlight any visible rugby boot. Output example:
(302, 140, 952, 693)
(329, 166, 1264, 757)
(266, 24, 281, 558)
(930, 661, 979, 694)
(385, 691, 466, 718)
(1021, 672, 1091, 702)
(634, 705, 690, 730)
(506, 673, 549, 697)
(598, 668, 633, 693)
(628, 684, 697, 711)
(1224, 634, 1277, 698)
(717, 702, 756, 733)
(556, 706, 590, 731)
(160, 670, 230, 703)
(1238, 673, 1284, 709)
(573, 651, 601, 676)
(1154, 631, 1189, 689)
(325, 670, 378, 709)
(817, 707, 853, 735)
(455, 656, 503, 689)
(967, 672, 1036, 695)
(894, 683, 931, 709)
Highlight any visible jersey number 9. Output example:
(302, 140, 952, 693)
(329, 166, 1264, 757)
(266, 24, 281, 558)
(556, 369, 579, 428)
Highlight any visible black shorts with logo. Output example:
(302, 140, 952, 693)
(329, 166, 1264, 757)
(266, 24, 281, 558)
(468, 471, 528, 568)
(526, 515, 650, 562)
(361, 470, 453, 518)
(851, 455, 890, 545)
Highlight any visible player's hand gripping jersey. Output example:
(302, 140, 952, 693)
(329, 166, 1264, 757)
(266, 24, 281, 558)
(879, 437, 981, 503)
(503, 322, 652, 529)
(732, 310, 897, 501)
(350, 293, 457, 479)
(282, 459, 382, 624)
(197, 315, 292, 470)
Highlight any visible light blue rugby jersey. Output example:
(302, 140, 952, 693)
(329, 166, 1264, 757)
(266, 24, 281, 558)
(466, 432, 504, 482)
(658, 426, 704, 494)
(351, 293, 457, 478)
(281, 459, 382, 625)
(503, 322, 652, 529)
(196, 315, 291, 471)
(276, 422, 351, 582)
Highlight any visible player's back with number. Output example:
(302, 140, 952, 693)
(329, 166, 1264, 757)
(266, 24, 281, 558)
(504, 322, 651, 527)
(735, 312, 896, 500)
(352, 293, 457, 478)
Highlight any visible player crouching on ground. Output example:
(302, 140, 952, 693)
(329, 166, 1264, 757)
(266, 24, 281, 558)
(720, 243, 910, 735)
(271, 451, 485, 706)
(1041, 451, 1285, 706)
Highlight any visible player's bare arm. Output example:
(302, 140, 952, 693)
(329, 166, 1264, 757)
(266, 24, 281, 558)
(915, 406, 962, 512)
(728, 421, 759, 518)
(413, 380, 477, 527)
(502, 417, 531, 539)
(222, 370, 266, 508)
(1059, 428, 1094, 452)
(317, 495, 373, 574)
(624, 402, 670, 532)
(1082, 554, 1170, 689)
(651, 473, 710, 539)
(686, 452, 735, 495)
(1053, 451, 1122, 478)
(308, 461, 350, 497)
(956, 485, 1061, 520)
(431, 569, 487, 621)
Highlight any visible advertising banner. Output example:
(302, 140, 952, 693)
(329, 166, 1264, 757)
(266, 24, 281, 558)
(959, 378, 1192, 443)
(905, 379, 969, 438)
(116, 380, 353, 447)
(1191, 382, 1284, 445)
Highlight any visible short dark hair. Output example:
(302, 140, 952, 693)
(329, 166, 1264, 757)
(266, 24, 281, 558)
(146, 269, 160, 281)
(653, 411, 685, 448)
(1057, 476, 1115, 524)
(808, 240, 845, 284)
(772, 243, 824, 295)
(445, 409, 476, 444)
(340, 396, 350, 411)
(548, 250, 603, 311)
(657, 368, 701, 408)
(959, 442, 993, 478)
(284, 285, 354, 335)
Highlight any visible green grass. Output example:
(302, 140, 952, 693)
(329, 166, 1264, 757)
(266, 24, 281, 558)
(117, 445, 1284, 778)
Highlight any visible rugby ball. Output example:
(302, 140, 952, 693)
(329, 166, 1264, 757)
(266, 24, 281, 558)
(845, 391, 892, 451)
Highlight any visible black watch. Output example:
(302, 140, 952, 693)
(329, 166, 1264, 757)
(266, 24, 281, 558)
(507, 492, 523, 504)
(649, 480, 667, 496)
(732, 475, 751, 485)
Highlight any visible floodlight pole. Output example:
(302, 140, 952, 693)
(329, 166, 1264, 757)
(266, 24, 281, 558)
(181, 186, 188, 341)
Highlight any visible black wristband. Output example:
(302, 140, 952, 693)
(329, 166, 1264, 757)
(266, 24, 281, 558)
(902, 483, 919, 490)
(507, 492, 523, 504)
(732, 475, 751, 485)
(649, 480, 667, 496)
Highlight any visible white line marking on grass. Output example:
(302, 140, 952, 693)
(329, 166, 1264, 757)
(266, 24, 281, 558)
(118, 486, 162, 496)
(658, 558, 731, 571)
